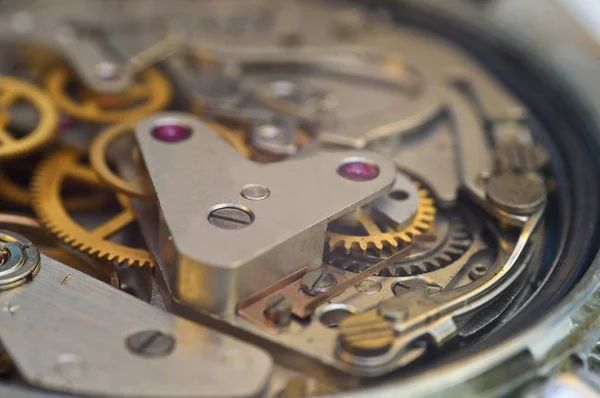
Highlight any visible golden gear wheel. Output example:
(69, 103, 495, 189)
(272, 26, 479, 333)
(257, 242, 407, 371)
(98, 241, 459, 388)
(0, 161, 113, 210)
(45, 67, 172, 123)
(89, 118, 252, 199)
(31, 148, 153, 267)
(0, 75, 58, 161)
(327, 182, 436, 254)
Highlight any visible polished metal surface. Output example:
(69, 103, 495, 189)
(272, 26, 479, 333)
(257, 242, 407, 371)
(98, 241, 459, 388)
(371, 173, 419, 228)
(136, 112, 395, 314)
(486, 173, 547, 215)
(0, 255, 272, 397)
(0, 0, 592, 397)
(0, 230, 40, 291)
(0, 1, 135, 93)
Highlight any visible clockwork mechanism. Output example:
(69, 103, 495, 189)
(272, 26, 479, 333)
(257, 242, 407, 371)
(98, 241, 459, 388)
(0, 1, 599, 398)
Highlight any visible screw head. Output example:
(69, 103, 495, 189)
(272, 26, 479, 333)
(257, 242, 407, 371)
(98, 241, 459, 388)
(486, 173, 546, 215)
(241, 184, 270, 201)
(338, 313, 395, 357)
(208, 205, 254, 229)
(263, 294, 293, 327)
(126, 330, 175, 358)
(301, 269, 337, 296)
(337, 158, 379, 182)
(152, 122, 192, 143)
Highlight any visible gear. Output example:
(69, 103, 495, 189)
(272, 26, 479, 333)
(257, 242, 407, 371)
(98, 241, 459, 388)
(45, 67, 172, 123)
(0, 75, 58, 161)
(326, 181, 436, 254)
(327, 210, 472, 277)
(89, 119, 153, 199)
(0, 157, 113, 210)
(31, 148, 153, 267)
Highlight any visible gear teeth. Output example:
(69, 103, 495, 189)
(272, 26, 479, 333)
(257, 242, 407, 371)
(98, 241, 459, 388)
(438, 253, 454, 265)
(31, 149, 154, 269)
(424, 261, 440, 272)
(359, 241, 369, 252)
(326, 179, 437, 256)
(0, 76, 59, 162)
(386, 239, 399, 249)
(328, 209, 473, 277)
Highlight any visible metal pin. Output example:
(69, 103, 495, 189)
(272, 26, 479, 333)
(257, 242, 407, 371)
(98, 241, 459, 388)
(61, 273, 72, 286)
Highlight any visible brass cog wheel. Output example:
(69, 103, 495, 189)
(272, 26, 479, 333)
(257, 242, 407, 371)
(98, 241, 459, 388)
(0, 157, 113, 210)
(0, 75, 58, 161)
(0, 167, 31, 207)
(45, 67, 172, 123)
(327, 182, 436, 254)
(327, 210, 472, 277)
(31, 148, 153, 267)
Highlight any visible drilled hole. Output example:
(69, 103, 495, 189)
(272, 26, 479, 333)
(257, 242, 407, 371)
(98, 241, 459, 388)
(389, 190, 409, 201)
(317, 304, 357, 328)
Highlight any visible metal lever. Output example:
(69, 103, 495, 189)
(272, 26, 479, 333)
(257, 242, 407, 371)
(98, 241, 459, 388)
(135, 112, 396, 314)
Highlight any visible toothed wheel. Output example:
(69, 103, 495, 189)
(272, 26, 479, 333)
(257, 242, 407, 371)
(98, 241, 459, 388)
(326, 210, 472, 277)
(45, 67, 172, 124)
(326, 180, 436, 254)
(0, 157, 113, 211)
(30, 148, 154, 268)
(0, 75, 58, 161)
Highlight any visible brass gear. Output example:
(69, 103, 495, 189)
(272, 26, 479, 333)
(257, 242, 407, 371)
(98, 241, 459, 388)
(0, 167, 33, 208)
(31, 148, 153, 267)
(326, 182, 436, 254)
(89, 119, 153, 199)
(326, 210, 471, 277)
(45, 67, 172, 123)
(0, 157, 113, 210)
(0, 75, 58, 161)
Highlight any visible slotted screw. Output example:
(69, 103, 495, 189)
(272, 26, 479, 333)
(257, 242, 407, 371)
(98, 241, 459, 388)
(126, 330, 175, 357)
(301, 269, 337, 296)
(208, 206, 254, 229)
(338, 313, 395, 357)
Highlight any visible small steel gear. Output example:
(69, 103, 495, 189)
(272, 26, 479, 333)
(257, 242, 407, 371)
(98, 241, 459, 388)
(327, 210, 472, 277)
(0, 75, 58, 161)
(31, 148, 153, 267)
(326, 182, 436, 254)
(45, 67, 172, 123)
